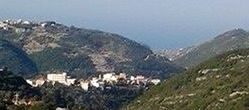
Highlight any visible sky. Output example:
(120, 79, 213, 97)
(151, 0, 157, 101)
(0, 0, 249, 50)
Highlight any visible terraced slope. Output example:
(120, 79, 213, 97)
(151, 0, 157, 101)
(0, 20, 183, 78)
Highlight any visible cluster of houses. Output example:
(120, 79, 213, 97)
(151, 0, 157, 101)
(26, 72, 161, 91)
(0, 19, 31, 31)
(79, 73, 161, 91)
(0, 19, 57, 32)
(26, 72, 76, 87)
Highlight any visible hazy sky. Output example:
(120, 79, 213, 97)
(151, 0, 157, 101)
(1, 0, 249, 49)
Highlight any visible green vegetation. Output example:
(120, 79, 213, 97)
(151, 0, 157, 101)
(0, 21, 184, 109)
(126, 48, 249, 110)
(116, 54, 184, 78)
(0, 39, 37, 76)
(35, 83, 144, 110)
(0, 68, 41, 110)
(0, 22, 183, 78)
(0, 68, 144, 110)
(29, 48, 96, 78)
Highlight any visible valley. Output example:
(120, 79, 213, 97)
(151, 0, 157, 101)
(0, 19, 249, 110)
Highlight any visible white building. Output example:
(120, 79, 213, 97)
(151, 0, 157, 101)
(110, 75, 118, 83)
(103, 73, 118, 83)
(26, 80, 33, 86)
(26, 77, 46, 87)
(47, 72, 67, 84)
(0, 22, 7, 27)
(56, 107, 68, 110)
(130, 76, 135, 81)
(117, 73, 127, 80)
(66, 78, 76, 86)
(22, 21, 31, 25)
(103, 73, 114, 81)
(80, 80, 90, 91)
(90, 77, 100, 88)
(149, 79, 161, 85)
(47, 72, 76, 86)
(0, 22, 9, 30)
(35, 78, 46, 86)
(40, 23, 47, 27)
(134, 75, 146, 84)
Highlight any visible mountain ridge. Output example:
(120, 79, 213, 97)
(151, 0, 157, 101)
(173, 28, 249, 68)
(0, 19, 183, 78)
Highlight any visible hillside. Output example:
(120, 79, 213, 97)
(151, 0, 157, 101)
(0, 39, 37, 75)
(125, 48, 249, 110)
(0, 20, 183, 78)
(0, 68, 144, 110)
(156, 47, 195, 61)
(174, 29, 249, 68)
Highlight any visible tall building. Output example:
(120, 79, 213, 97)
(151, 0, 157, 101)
(47, 72, 67, 84)
(47, 72, 76, 86)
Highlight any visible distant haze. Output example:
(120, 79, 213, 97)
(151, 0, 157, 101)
(1, 0, 249, 49)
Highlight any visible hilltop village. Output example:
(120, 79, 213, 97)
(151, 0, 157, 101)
(26, 72, 161, 91)
(0, 19, 161, 90)
(0, 19, 168, 110)
(0, 67, 161, 109)
(0, 19, 56, 31)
